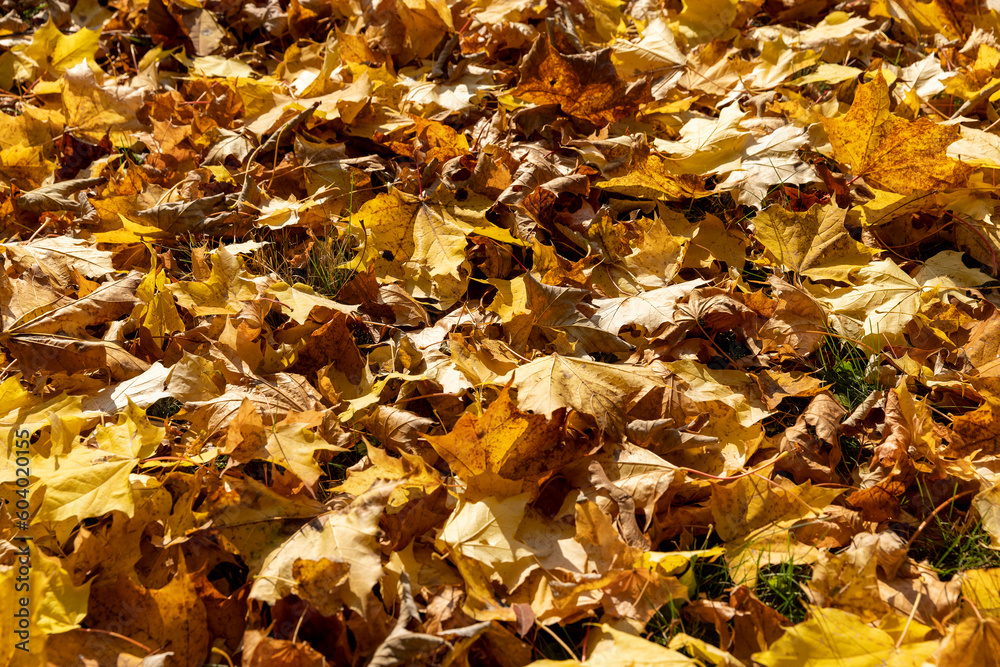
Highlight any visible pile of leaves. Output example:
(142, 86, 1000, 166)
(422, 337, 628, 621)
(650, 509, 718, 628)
(4, 0, 1000, 664)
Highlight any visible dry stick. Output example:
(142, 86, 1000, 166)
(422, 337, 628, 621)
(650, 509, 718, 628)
(681, 450, 789, 482)
(236, 102, 320, 206)
(76, 628, 153, 655)
(896, 591, 923, 650)
(904, 490, 977, 552)
(291, 611, 307, 645)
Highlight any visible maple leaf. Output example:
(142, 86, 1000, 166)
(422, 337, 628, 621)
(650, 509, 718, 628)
(2, 18, 100, 83)
(424, 386, 573, 489)
(251, 480, 394, 614)
(489, 271, 631, 356)
(596, 153, 708, 201)
(59, 61, 145, 143)
(612, 17, 686, 75)
(0, 546, 89, 656)
(869, 0, 968, 42)
(816, 258, 946, 349)
(754, 607, 939, 667)
(346, 190, 479, 309)
(593, 278, 708, 336)
(822, 71, 972, 194)
(166, 244, 258, 316)
(718, 123, 820, 207)
(1, 236, 115, 290)
(5, 0, 1000, 662)
(436, 491, 535, 591)
(753, 202, 875, 281)
(496, 354, 668, 437)
(512, 33, 651, 126)
(526, 623, 697, 666)
(653, 103, 748, 175)
(86, 563, 210, 667)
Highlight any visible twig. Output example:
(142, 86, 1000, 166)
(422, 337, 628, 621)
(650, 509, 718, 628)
(536, 621, 579, 661)
(896, 591, 922, 649)
(904, 490, 976, 551)
(256, 101, 320, 162)
(950, 80, 1000, 120)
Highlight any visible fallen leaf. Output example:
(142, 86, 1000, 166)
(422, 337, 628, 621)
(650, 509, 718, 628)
(822, 71, 971, 194)
(513, 34, 650, 126)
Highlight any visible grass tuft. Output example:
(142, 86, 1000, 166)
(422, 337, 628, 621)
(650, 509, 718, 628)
(910, 518, 1000, 579)
(251, 229, 356, 299)
(531, 619, 590, 661)
(646, 534, 733, 648)
(146, 396, 183, 420)
(815, 334, 879, 412)
(908, 484, 1000, 579)
(754, 560, 811, 623)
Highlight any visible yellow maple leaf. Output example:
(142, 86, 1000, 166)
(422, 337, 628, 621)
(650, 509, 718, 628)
(166, 245, 258, 316)
(0, 545, 90, 664)
(424, 386, 572, 493)
(345, 190, 476, 309)
(754, 202, 875, 281)
(754, 607, 939, 667)
(822, 71, 971, 194)
(596, 152, 708, 200)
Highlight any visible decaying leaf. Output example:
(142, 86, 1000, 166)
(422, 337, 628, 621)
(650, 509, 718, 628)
(513, 34, 650, 126)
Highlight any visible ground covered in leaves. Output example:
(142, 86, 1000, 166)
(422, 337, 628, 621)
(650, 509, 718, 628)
(3, 0, 1000, 665)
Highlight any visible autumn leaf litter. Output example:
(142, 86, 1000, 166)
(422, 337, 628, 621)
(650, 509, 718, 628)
(2, 0, 1000, 665)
